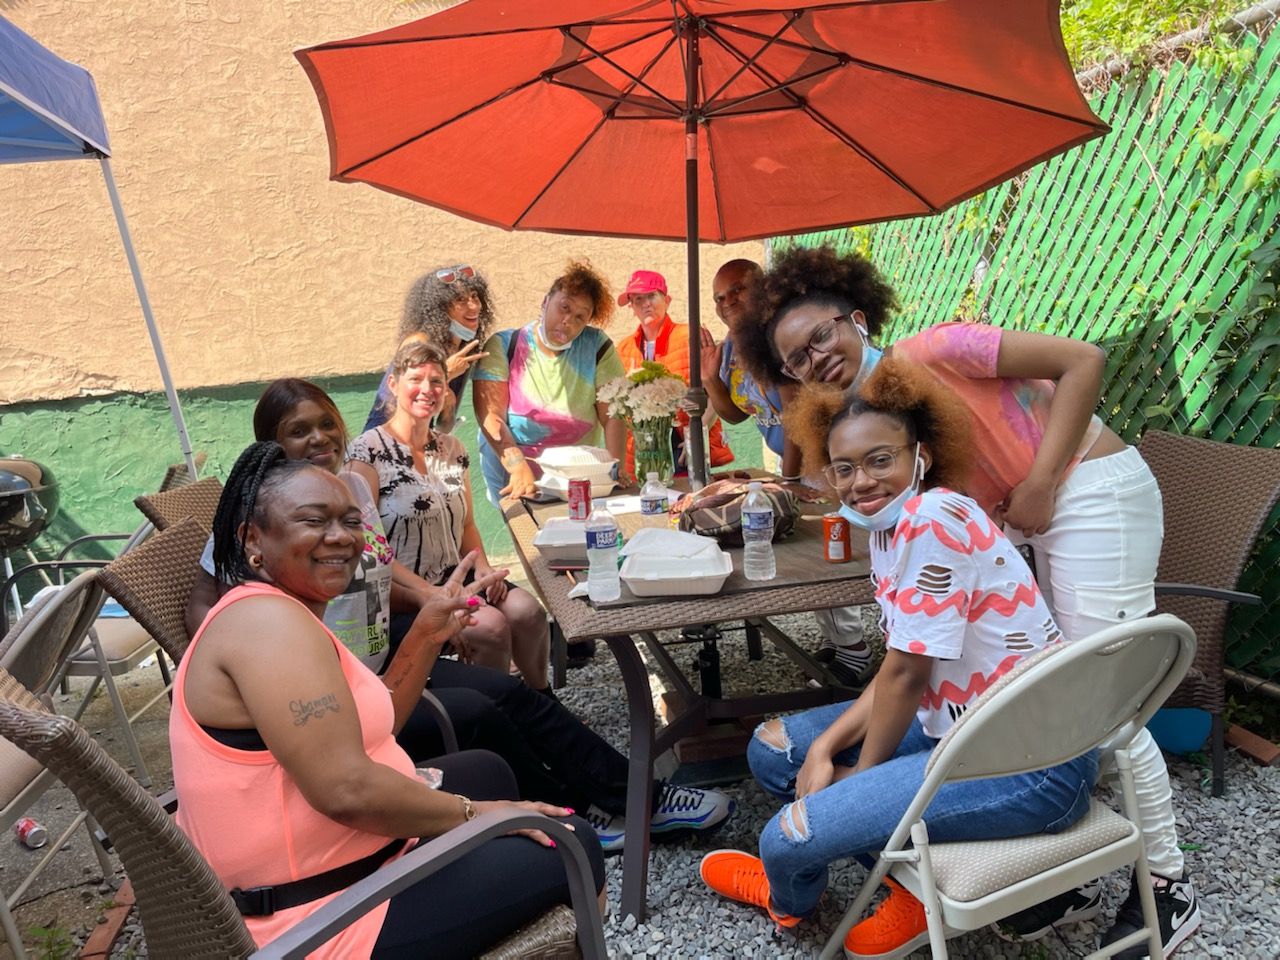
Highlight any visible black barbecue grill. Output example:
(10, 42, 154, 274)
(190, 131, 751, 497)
(0, 457, 59, 552)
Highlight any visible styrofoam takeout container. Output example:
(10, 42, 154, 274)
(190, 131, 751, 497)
(536, 473, 616, 501)
(531, 517, 588, 563)
(535, 446, 617, 482)
(620, 551, 733, 597)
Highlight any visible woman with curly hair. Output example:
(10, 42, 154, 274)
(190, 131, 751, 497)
(734, 245, 1198, 957)
(472, 260, 629, 505)
(700, 358, 1098, 958)
(364, 264, 497, 433)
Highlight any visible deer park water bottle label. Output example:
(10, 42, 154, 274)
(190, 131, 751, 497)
(743, 510, 773, 534)
(587, 528, 619, 550)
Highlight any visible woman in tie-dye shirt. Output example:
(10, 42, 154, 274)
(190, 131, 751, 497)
(473, 261, 629, 506)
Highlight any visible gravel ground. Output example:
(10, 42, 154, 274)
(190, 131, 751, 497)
(104, 608, 1279, 958)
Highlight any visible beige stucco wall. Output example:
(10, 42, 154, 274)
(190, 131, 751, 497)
(1, 1, 763, 405)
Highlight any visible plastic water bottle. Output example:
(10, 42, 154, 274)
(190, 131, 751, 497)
(640, 472, 668, 517)
(585, 499, 622, 602)
(742, 481, 776, 581)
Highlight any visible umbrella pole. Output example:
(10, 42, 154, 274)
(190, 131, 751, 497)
(682, 19, 709, 489)
(99, 158, 200, 480)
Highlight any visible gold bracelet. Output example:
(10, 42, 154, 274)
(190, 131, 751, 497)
(457, 794, 477, 822)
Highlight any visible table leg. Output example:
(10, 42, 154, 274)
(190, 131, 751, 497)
(602, 633, 656, 922)
(550, 617, 567, 689)
(745, 618, 764, 661)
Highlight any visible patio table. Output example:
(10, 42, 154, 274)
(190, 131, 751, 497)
(501, 477, 875, 919)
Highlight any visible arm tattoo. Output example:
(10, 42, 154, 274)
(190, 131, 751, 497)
(290, 692, 341, 726)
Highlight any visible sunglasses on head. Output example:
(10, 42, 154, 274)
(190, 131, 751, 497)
(435, 264, 476, 284)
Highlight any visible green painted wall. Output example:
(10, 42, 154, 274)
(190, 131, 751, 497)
(1, 377, 768, 569)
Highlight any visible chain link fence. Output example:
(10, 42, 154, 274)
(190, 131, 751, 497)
(779, 3, 1280, 683)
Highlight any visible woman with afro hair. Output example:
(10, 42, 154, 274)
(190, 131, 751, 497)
(701, 357, 1098, 957)
(733, 246, 1198, 957)
(364, 264, 497, 433)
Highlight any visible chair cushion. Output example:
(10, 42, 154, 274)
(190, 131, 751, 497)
(928, 800, 1136, 902)
(75, 618, 156, 662)
(0, 733, 46, 807)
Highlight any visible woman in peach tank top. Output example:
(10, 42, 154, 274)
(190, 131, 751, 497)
(171, 441, 603, 958)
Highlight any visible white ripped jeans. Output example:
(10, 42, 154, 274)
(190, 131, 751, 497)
(1007, 446, 1184, 879)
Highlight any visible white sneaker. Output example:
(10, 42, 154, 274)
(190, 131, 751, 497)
(650, 782, 734, 836)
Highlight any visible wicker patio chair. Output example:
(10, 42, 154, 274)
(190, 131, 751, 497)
(0, 574, 116, 960)
(1138, 429, 1280, 796)
(95, 517, 208, 665)
(133, 476, 223, 533)
(157, 452, 208, 493)
(0, 667, 606, 960)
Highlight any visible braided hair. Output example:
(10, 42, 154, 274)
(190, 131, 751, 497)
(210, 441, 314, 585)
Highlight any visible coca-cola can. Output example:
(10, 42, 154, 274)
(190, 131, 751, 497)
(14, 817, 48, 849)
(823, 513, 852, 563)
(566, 478, 592, 521)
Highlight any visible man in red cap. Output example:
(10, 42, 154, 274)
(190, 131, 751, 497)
(614, 269, 733, 476)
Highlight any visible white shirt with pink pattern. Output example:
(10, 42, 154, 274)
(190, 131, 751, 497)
(870, 487, 1064, 739)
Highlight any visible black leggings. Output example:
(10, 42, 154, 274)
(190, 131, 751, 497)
(395, 657, 633, 815)
(371, 750, 605, 960)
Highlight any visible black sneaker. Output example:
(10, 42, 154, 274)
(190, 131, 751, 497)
(1100, 870, 1201, 959)
(992, 880, 1102, 941)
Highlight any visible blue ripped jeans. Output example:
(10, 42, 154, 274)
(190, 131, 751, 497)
(748, 700, 1099, 918)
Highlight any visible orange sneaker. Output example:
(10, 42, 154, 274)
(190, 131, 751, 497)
(699, 850, 801, 929)
(844, 878, 930, 958)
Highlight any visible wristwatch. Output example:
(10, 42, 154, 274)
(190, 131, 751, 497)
(457, 794, 477, 822)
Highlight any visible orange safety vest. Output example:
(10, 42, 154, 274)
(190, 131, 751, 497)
(614, 315, 734, 476)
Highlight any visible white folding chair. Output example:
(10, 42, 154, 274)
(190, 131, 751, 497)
(820, 614, 1196, 960)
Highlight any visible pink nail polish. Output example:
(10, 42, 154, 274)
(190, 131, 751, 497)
(467, 596, 480, 608)
(549, 839, 557, 848)
(565, 807, 575, 815)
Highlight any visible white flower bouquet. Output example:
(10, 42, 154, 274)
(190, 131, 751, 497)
(597, 361, 687, 483)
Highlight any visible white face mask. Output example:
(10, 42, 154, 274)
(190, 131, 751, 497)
(449, 320, 477, 343)
(538, 316, 577, 352)
(836, 443, 924, 532)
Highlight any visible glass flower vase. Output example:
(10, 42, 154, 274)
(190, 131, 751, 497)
(631, 417, 674, 486)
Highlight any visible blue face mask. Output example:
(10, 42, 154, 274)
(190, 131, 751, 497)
(836, 443, 923, 533)
(450, 320, 477, 343)
(847, 319, 882, 390)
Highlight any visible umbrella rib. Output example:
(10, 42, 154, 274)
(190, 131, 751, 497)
(511, 28, 680, 229)
(565, 29, 684, 115)
(701, 25, 938, 211)
(704, 60, 844, 117)
(339, 24, 680, 178)
(702, 11, 805, 108)
(719, 21, 1107, 131)
(546, 77, 680, 117)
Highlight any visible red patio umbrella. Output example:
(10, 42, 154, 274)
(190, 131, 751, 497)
(297, 0, 1106, 483)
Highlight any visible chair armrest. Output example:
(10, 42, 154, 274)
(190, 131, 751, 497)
(56, 533, 132, 562)
(419, 689, 458, 754)
(98, 787, 179, 851)
(1154, 582, 1262, 606)
(1, 560, 111, 627)
(249, 811, 605, 960)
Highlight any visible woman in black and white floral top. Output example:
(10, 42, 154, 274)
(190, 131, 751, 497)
(350, 338, 551, 692)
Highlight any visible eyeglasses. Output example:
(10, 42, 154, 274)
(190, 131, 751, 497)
(822, 446, 908, 489)
(781, 313, 856, 381)
(628, 290, 664, 305)
(435, 264, 476, 284)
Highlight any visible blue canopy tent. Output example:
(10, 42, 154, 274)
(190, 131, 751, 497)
(0, 15, 197, 477)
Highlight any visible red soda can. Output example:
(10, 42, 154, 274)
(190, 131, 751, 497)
(567, 478, 592, 521)
(14, 817, 48, 849)
(823, 513, 852, 563)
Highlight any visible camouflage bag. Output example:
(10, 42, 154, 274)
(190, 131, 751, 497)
(673, 478, 799, 547)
